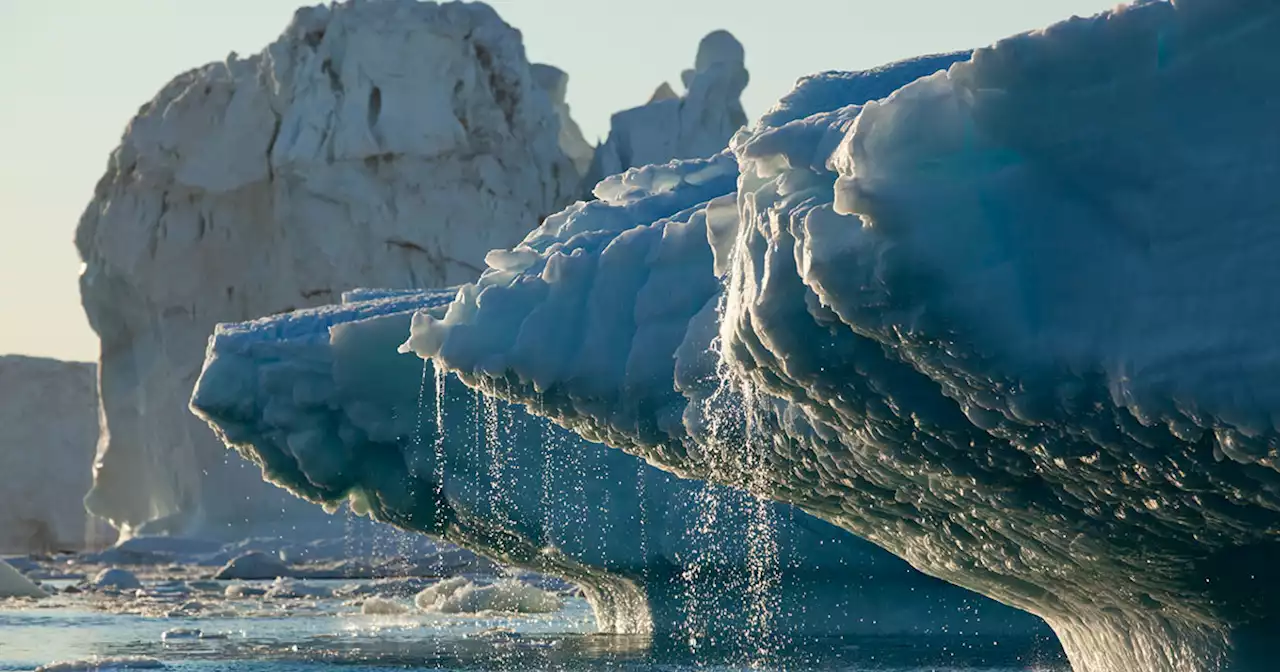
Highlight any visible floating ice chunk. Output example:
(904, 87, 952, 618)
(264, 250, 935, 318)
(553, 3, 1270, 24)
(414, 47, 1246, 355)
(414, 576, 468, 609)
(159, 628, 202, 641)
(213, 552, 292, 580)
(361, 596, 410, 615)
(0, 559, 49, 599)
(416, 578, 561, 615)
(264, 577, 332, 600)
(35, 658, 164, 672)
(223, 583, 266, 599)
(92, 568, 141, 592)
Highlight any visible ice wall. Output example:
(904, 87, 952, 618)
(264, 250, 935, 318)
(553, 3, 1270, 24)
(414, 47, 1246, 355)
(75, 0, 580, 537)
(531, 64, 595, 177)
(404, 2, 1280, 670)
(191, 288, 1046, 643)
(581, 31, 750, 195)
(0, 356, 112, 553)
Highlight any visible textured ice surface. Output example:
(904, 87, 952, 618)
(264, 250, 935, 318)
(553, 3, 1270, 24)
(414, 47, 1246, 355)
(405, 3, 1280, 670)
(415, 577, 562, 614)
(75, 0, 581, 538)
(581, 31, 750, 196)
(192, 285, 1045, 642)
(0, 356, 110, 553)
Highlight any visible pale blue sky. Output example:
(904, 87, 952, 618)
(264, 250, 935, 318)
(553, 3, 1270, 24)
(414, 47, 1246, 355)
(0, 0, 1120, 362)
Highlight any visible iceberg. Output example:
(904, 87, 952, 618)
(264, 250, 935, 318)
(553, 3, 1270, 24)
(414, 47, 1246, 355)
(75, 0, 581, 538)
(401, 2, 1280, 670)
(192, 284, 1046, 642)
(580, 31, 752, 196)
(0, 356, 111, 553)
(0, 559, 49, 599)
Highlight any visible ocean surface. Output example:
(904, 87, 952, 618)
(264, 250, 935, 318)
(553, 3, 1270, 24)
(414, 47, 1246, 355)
(0, 579, 1066, 672)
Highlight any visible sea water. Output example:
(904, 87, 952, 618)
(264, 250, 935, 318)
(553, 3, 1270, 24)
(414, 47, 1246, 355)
(0, 579, 1065, 672)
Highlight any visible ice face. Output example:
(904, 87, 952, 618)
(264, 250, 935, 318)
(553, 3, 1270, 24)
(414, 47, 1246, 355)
(404, 2, 1280, 670)
(192, 287, 1047, 643)
(75, 0, 581, 538)
(0, 356, 110, 553)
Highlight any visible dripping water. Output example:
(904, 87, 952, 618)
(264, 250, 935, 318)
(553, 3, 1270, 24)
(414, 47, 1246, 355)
(539, 396, 555, 544)
(740, 379, 781, 663)
(433, 361, 448, 531)
(483, 393, 509, 526)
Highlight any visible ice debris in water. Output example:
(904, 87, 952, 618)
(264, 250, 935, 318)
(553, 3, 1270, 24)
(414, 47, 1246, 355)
(361, 596, 411, 615)
(35, 657, 164, 672)
(0, 559, 49, 599)
(213, 551, 292, 580)
(264, 578, 332, 600)
(92, 568, 141, 592)
(415, 577, 562, 615)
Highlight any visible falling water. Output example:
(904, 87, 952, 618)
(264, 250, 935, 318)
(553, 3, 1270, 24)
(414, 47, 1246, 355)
(483, 394, 508, 525)
(681, 483, 727, 651)
(538, 397, 556, 544)
(433, 361, 448, 530)
(740, 380, 780, 662)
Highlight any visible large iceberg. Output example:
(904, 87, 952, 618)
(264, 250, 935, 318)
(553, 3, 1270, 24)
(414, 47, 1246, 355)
(75, 0, 580, 537)
(580, 31, 752, 196)
(401, 2, 1280, 670)
(0, 356, 112, 553)
(192, 286, 1046, 642)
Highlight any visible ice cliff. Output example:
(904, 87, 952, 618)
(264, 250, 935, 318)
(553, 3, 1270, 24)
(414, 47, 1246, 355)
(0, 356, 109, 553)
(402, 1, 1280, 670)
(581, 30, 750, 195)
(191, 287, 1045, 643)
(531, 64, 595, 178)
(75, 0, 580, 537)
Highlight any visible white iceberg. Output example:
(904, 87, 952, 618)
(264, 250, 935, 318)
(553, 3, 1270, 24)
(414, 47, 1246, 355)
(400, 2, 1280, 670)
(76, 0, 581, 539)
(0, 356, 109, 553)
(580, 30, 751, 195)
(0, 559, 49, 599)
(189, 48, 1043, 645)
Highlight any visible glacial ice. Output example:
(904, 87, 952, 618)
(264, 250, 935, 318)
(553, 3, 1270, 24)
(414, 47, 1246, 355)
(34, 657, 164, 672)
(0, 356, 110, 553)
(0, 559, 49, 599)
(361, 595, 412, 615)
(402, 2, 1280, 670)
(415, 577, 562, 614)
(581, 31, 751, 196)
(532, 64, 596, 178)
(92, 568, 142, 592)
(192, 286, 1045, 640)
(75, 0, 581, 538)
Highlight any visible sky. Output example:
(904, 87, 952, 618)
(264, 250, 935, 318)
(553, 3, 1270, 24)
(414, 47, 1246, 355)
(0, 0, 1121, 363)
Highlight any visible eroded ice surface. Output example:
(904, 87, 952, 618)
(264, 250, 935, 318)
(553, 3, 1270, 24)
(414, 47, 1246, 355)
(403, 2, 1280, 670)
(75, 0, 581, 538)
(192, 284, 1046, 643)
